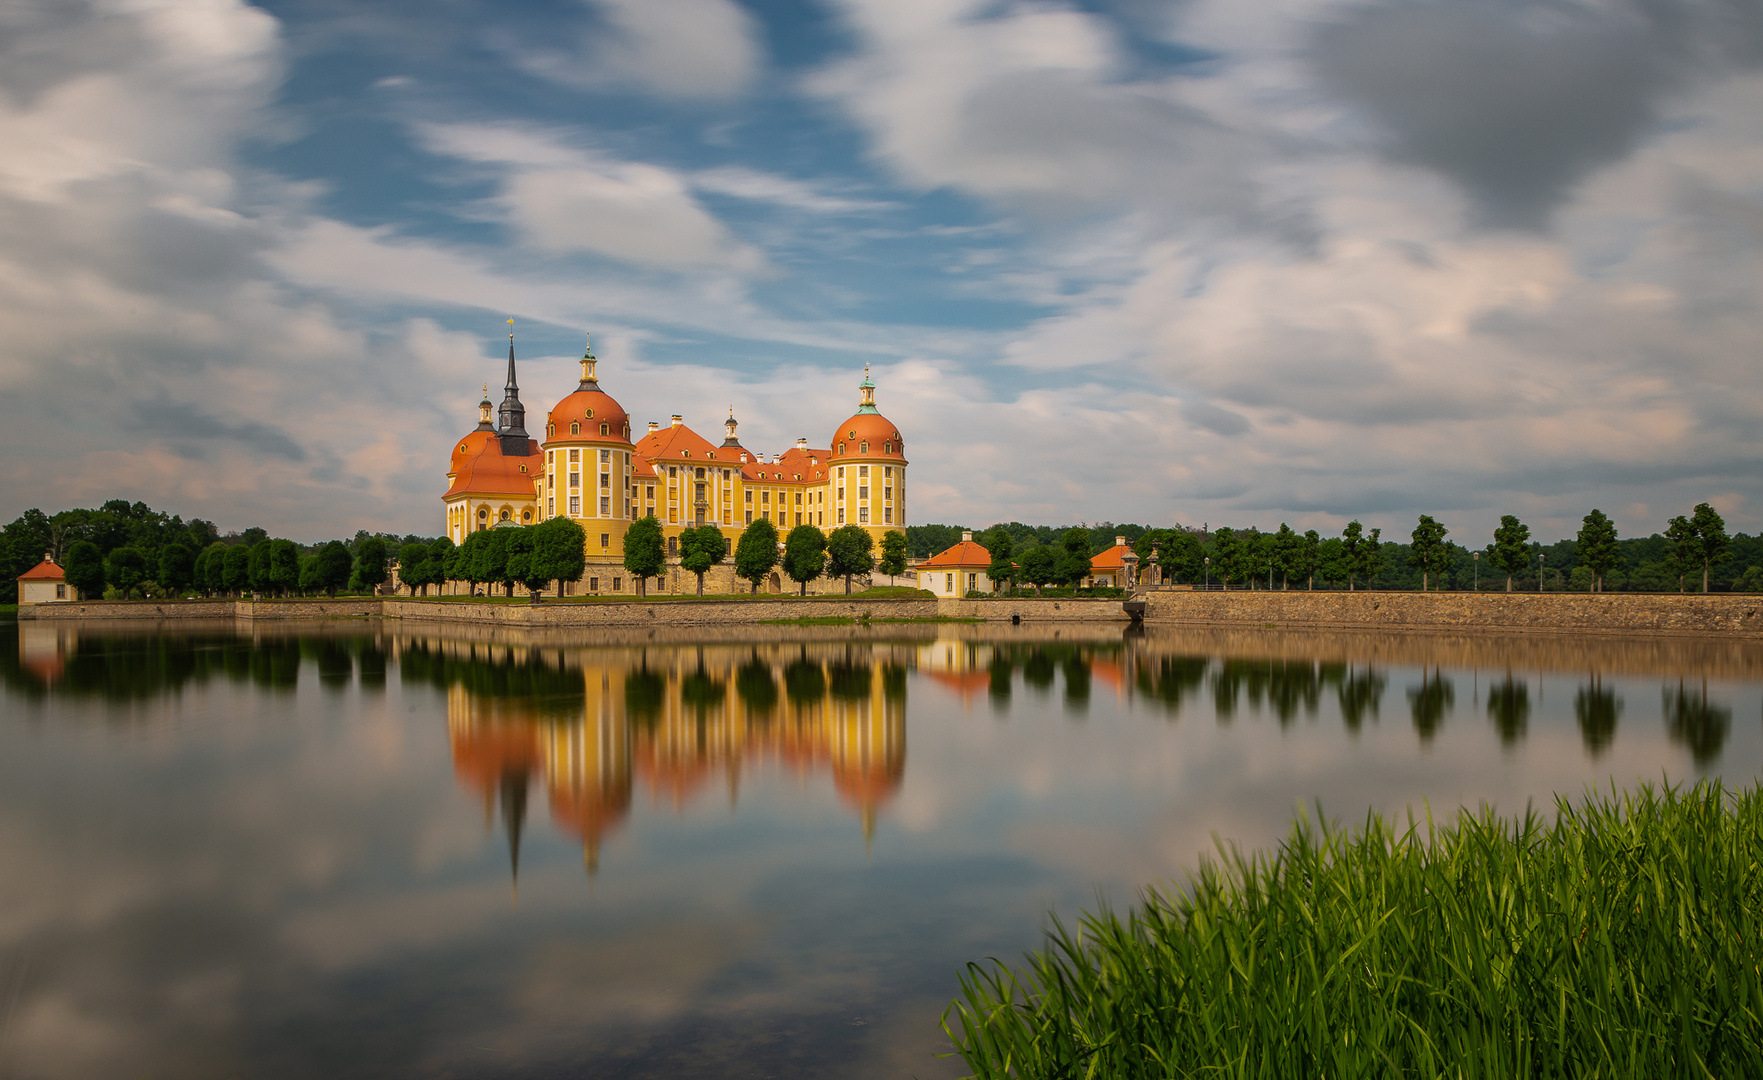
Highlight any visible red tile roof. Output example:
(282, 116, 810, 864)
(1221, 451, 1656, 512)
(1090, 543, 1133, 571)
(632, 422, 727, 466)
(444, 432, 541, 499)
(17, 558, 64, 581)
(919, 539, 991, 569)
(830, 412, 907, 464)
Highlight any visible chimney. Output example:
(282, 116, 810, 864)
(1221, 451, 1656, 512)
(796, 437, 808, 450)
(962, 530, 973, 543)
(670, 414, 683, 427)
(1116, 535, 1126, 547)
(647, 421, 660, 432)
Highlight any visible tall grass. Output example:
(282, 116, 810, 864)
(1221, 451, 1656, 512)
(946, 780, 1763, 1078)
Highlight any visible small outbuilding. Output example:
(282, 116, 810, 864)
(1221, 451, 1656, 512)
(917, 531, 993, 597)
(16, 553, 71, 604)
(1086, 536, 1140, 590)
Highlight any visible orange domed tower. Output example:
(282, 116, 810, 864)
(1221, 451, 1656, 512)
(828, 365, 906, 543)
(443, 326, 543, 543)
(541, 335, 637, 567)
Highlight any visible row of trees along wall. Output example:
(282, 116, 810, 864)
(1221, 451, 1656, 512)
(908, 502, 1754, 594)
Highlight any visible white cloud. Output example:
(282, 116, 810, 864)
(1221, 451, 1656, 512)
(517, 0, 761, 100)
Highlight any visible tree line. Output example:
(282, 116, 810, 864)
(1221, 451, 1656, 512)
(918, 503, 1760, 593)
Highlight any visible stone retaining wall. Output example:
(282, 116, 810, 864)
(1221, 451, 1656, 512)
(934, 597, 1132, 623)
(1142, 590, 1763, 637)
(385, 596, 941, 626)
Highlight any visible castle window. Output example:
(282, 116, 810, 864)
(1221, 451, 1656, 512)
(547, 424, 554, 437)
(478, 508, 488, 520)
(885, 507, 892, 523)
(571, 422, 579, 435)
(667, 536, 678, 555)
(849, 430, 856, 439)
(499, 510, 510, 521)
(837, 442, 844, 455)
(695, 467, 705, 479)
(859, 507, 869, 523)
(600, 473, 610, 488)
(860, 441, 869, 453)
(520, 465, 527, 472)
(600, 449, 610, 463)
(587, 408, 594, 418)
(859, 465, 868, 477)
(569, 495, 580, 515)
(600, 423, 609, 436)
(569, 449, 579, 463)
(522, 510, 531, 521)
(601, 533, 610, 549)
(883, 442, 890, 454)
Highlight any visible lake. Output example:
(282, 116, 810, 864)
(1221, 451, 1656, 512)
(2, 617, 1760, 1078)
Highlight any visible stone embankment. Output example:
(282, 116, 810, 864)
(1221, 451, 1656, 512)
(1140, 589, 1763, 637)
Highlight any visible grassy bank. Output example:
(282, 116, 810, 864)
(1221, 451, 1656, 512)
(947, 780, 1763, 1078)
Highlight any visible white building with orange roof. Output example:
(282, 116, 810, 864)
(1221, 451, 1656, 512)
(444, 330, 910, 595)
(1086, 536, 1140, 590)
(16, 553, 72, 604)
(916, 530, 993, 597)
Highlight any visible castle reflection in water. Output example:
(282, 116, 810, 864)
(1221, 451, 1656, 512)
(414, 639, 914, 874)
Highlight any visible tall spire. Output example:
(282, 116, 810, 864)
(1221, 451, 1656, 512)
(578, 331, 598, 389)
(497, 318, 530, 453)
(857, 363, 878, 414)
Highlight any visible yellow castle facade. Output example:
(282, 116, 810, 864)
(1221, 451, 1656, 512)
(442, 331, 908, 594)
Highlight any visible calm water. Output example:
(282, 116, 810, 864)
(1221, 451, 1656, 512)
(2, 617, 1761, 1079)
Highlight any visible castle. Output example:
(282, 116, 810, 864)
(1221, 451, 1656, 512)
(442, 329, 907, 594)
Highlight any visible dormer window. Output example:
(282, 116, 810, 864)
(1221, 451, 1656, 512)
(883, 442, 891, 454)
(547, 424, 554, 437)
(571, 422, 580, 435)
(600, 423, 609, 436)
(860, 441, 869, 453)
(683, 450, 691, 458)
(837, 442, 845, 455)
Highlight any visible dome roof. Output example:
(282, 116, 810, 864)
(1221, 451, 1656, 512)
(830, 412, 905, 462)
(444, 432, 541, 499)
(545, 387, 631, 445)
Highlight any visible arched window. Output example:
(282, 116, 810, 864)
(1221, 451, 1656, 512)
(500, 509, 510, 521)
(883, 442, 891, 454)
(547, 424, 554, 437)
(522, 510, 531, 521)
(477, 508, 487, 520)
(837, 442, 845, 455)
(860, 441, 869, 454)
(571, 422, 580, 435)
(600, 423, 609, 436)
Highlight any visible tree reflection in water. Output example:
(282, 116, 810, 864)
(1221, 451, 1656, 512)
(1062, 654, 1091, 717)
(1574, 676, 1622, 757)
(1331, 665, 1386, 733)
(1133, 656, 1209, 720)
(1663, 680, 1732, 767)
(735, 653, 778, 721)
(1021, 648, 1056, 698)
(1407, 670, 1454, 743)
(1486, 676, 1531, 747)
(987, 652, 1014, 713)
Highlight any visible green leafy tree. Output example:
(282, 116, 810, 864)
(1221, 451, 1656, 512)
(1575, 509, 1620, 593)
(1299, 529, 1321, 590)
(223, 544, 251, 595)
(469, 529, 512, 596)
(1270, 524, 1304, 590)
(984, 527, 1015, 592)
(1317, 536, 1347, 588)
(1409, 515, 1449, 592)
(428, 536, 456, 592)
(784, 525, 828, 595)
(316, 540, 352, 596)
(396, 541, 431, 595)
(1158, 531, 1204, 584)
(1490, 514, 1531, 591)
(1213, 527, 1258, 588)
(622, 516, 665, 597)
(1019, 545, 1058, 595)
(825, 524, 874, 594)
(1352, 527, 1385, 588)
(157, 543, 195, 595)
(1056, 528, 1092, 587)
(248, 540, 272, 595)
(1663, 514, 1697, 593)
(200, 541, 228, 594)
(679, 524, 730, 596)
(529, 517, 585, 594)
(297, 554, 321, 594)
(105, 546, 150, 599)
(1340, 521, 1364, 591)
(354, 537, 389, 594)
(267, 539, 300, 597)
(64, 540, 104, 599)
(736, 518, 781, 593)
(878, 529, 909, 579)
(1689, 502, 1730, 593)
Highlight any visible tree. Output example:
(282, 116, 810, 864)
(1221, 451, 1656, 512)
(396, 541, 431, 596)
(1490, 514, 1531, 592)
(1158, 531, 1204, 584)
(200, 542, 228, 595)
(679, 524, 729, 596)
(297, 554, 321, 595)
(64, 540, 104, 599)
(469, 528, 512, 596)
(825, 524, 874, 594)
(157, 543, 195, 595)
(784, 525, 828, 595)
(267, 539, 300, 597)
(1409, 516, 1449, 592)
(428, 536, 456, 593)
(355, 537, 389, 594)
(736, 518, 781, 592)
(104, 546, 149, 599)
(1213, 527, 1257, 588)
(1351, 526, 1385, 588)
(1689, 502, 1730, 593)
(1576, 509, 1620, 592)
(1317, 536, 1347, 588)
(1299, 529, 1321, 589)
(878, 530, 909, 579)
(1019, 545, 1058, 595)
(623, 516, 665, 597)
(984, 527, 1015, 592)
(248, 541, 273, 595)
(531, 517, 586, 596)
(316, 540, 352, 596)
(1340, 521, 1364, 591)
(223, 544, 251, 596)
(1056, 528, 1092, 587)
(1271, 524, 1304, 590)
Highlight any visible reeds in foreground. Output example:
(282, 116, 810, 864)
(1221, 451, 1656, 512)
(946, 780, 1763, 1078)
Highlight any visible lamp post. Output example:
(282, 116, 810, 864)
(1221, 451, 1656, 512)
(1204, 556, 1210, 590)
(1538, 551, 1546, 593)
(1473, 550, 1479, 592)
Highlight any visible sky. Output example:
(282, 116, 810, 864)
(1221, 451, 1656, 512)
(1, 0, 1760, 545)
